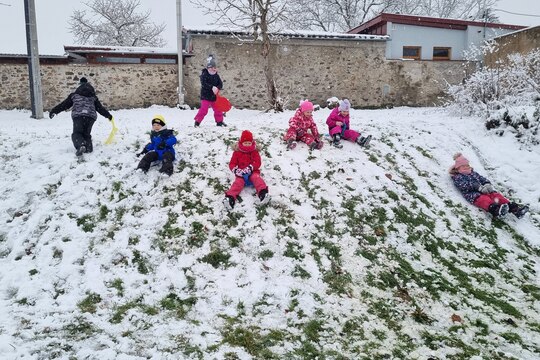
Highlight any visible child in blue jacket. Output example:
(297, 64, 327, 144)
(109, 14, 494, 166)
(136, 115, 177, 175)
(449, 153, 528, 219)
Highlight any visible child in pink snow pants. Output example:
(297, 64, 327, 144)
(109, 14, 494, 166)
(449, 153, 528, 219)
(223, 130, 270, 210)
(326, 99, 371, 148)
(194, 55, 226, 127)
(283, 100, 323, 150)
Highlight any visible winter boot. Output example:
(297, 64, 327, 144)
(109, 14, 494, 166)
(194, 121, 200, 127)
(85, 142, 93, 153)
(223, 195, 235, 210)
(509, 202, 529, 219)
(216, 122, 227, 127)
(258, 188, 270, 205)
(488, 203, 509, 218)
(357, 135, 372, 148)
(332, 134, 343, 148)
(159, 163, 174, 176)
(76, 145, 86, 157)
(309, 140, 323, 151)
(286, 139, 297, 150)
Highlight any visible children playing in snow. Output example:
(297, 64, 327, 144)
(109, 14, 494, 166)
(326, 99, 371, 148)
(49, 77, 113, 156)
(224, 130, 269, 210)
(136, 115, 177, 176)
(194, 55, 226, 127)
(284, 100, 323, 150)
(449, 153, 528, 219)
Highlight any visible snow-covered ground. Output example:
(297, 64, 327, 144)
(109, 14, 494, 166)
(0, 106, 539, 359)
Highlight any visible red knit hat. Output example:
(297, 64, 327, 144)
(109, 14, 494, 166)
(240, 130, 253, 143)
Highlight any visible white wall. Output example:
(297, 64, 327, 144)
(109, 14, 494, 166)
(386, 23, 517, 60)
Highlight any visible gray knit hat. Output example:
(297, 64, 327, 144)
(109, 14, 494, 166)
(206, 55, 217, 68)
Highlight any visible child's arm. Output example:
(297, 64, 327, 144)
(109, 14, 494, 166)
(251, 151, 262, 171)
(165, 135, 177, 147)
(326, 108, 339, 127)
(310, 119, 320, 138)
(94, 98, 113, 120)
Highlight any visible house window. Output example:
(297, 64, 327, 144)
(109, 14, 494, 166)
(403, 46, 421, 60)
(433, 47, 451, 60)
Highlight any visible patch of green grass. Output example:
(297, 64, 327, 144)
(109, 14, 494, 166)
(221, 325, 283, 359)
(76, 214, 95, 233)
(323, 266, 352, 295)
(98, 205, 110, 221)
(188, 221, 207, 247)
(499, 332, 523, 345)
(108, 278, 124, 297)
(29, 269, 38, 276)
(304, 319, 325, 343)
(292, 265, 311, 279)
(160, 293, 197, 318)
(284, 241, 304, 260)
(132, 250, 150, 274)
(259, 249, 274, 260)
(77, 292, 102, 314)
(201, 249, 231, 268)
(63, 316, 98, 340)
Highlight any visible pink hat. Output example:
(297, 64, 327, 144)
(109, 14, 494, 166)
(300, 101, 314, 112)
(453, 153, 469, 169)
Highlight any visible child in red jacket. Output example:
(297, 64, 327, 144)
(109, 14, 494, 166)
(224, 130, 270, 210)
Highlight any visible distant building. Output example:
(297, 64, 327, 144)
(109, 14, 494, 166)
(348, 13, 526, 61)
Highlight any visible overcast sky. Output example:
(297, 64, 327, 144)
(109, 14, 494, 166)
(0, 0, 539, 55)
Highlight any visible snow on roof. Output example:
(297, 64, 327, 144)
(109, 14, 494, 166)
(186, 28, 388, 41)
(493, 24, 540, 39)
(63, 45, 179, 55)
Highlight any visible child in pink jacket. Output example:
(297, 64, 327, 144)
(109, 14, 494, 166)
(326, 99, 371, 148)
(283, 100, 323, 150)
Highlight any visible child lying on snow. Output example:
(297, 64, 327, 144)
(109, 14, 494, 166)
(224, 130, 270, 210)
(449, 153, 528, 219)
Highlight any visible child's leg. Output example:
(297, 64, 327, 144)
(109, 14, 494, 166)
(283, 128, 298, 142)
(137, 151, 159, 172)
(249, 173, 268, 193)
(210, 102, 224, 123)
(71, 118, 86, 150)
(225, 177, 245, 198)
(300, 133, 315, 146)
(473, 194, 493, 211)
(82, 117, 96, 152)
(490, 192, 510, 205)
(329, 126, 342, 137)
(194, 100, 212, 123)
(159, 152, 174, 175)
(342, 129, 360, 142)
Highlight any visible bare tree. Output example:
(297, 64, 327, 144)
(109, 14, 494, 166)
(190, 0, 288, 111)
(69, 0, 166, 47)
(284, 0, 388, 32)
(384, 0, 500, 21)
(285, 0, 499, 32)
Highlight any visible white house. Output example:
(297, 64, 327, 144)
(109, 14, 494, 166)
(348, 13, 526, 61)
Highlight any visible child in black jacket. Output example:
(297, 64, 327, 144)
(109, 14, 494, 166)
(193, 55, 226, 127)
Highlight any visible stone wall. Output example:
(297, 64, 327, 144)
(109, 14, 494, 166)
(484, 26, 540, 68)
(0, 34, 471, 111)
(0, 64, 178, 111)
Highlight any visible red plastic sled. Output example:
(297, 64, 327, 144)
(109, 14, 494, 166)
(215, 93, 232, 112)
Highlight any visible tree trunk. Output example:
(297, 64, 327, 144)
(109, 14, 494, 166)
(260, 29, 282, 111)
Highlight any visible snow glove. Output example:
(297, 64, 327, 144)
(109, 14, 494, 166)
(49, 112, 56, 119)
(478, 183, 495, 194)
(233, 165, 253, 177)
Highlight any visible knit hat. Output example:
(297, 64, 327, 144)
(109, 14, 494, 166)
(207, 55, 217, 68)
(240, 130, 253, 143)
(453, 153, 469, 169)
(339, 99, 351, 112)
(152, 115, 166, 127)
(300, 100, 314, 112)
(79, 77, 88, 84)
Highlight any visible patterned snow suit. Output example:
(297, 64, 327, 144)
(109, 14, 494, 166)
(283, 109, 320, 146)
(226, 141, 268, 199)
(451, 170, 509, 211)
(326, 107, 361, 142)
(50, 82, 112, 152)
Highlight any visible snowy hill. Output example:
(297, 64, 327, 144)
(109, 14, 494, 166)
(0, 106, 539, 359)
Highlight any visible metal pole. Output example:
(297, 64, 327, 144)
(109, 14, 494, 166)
(24, 0, 43, 119)
(176, 0, 185, 105)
